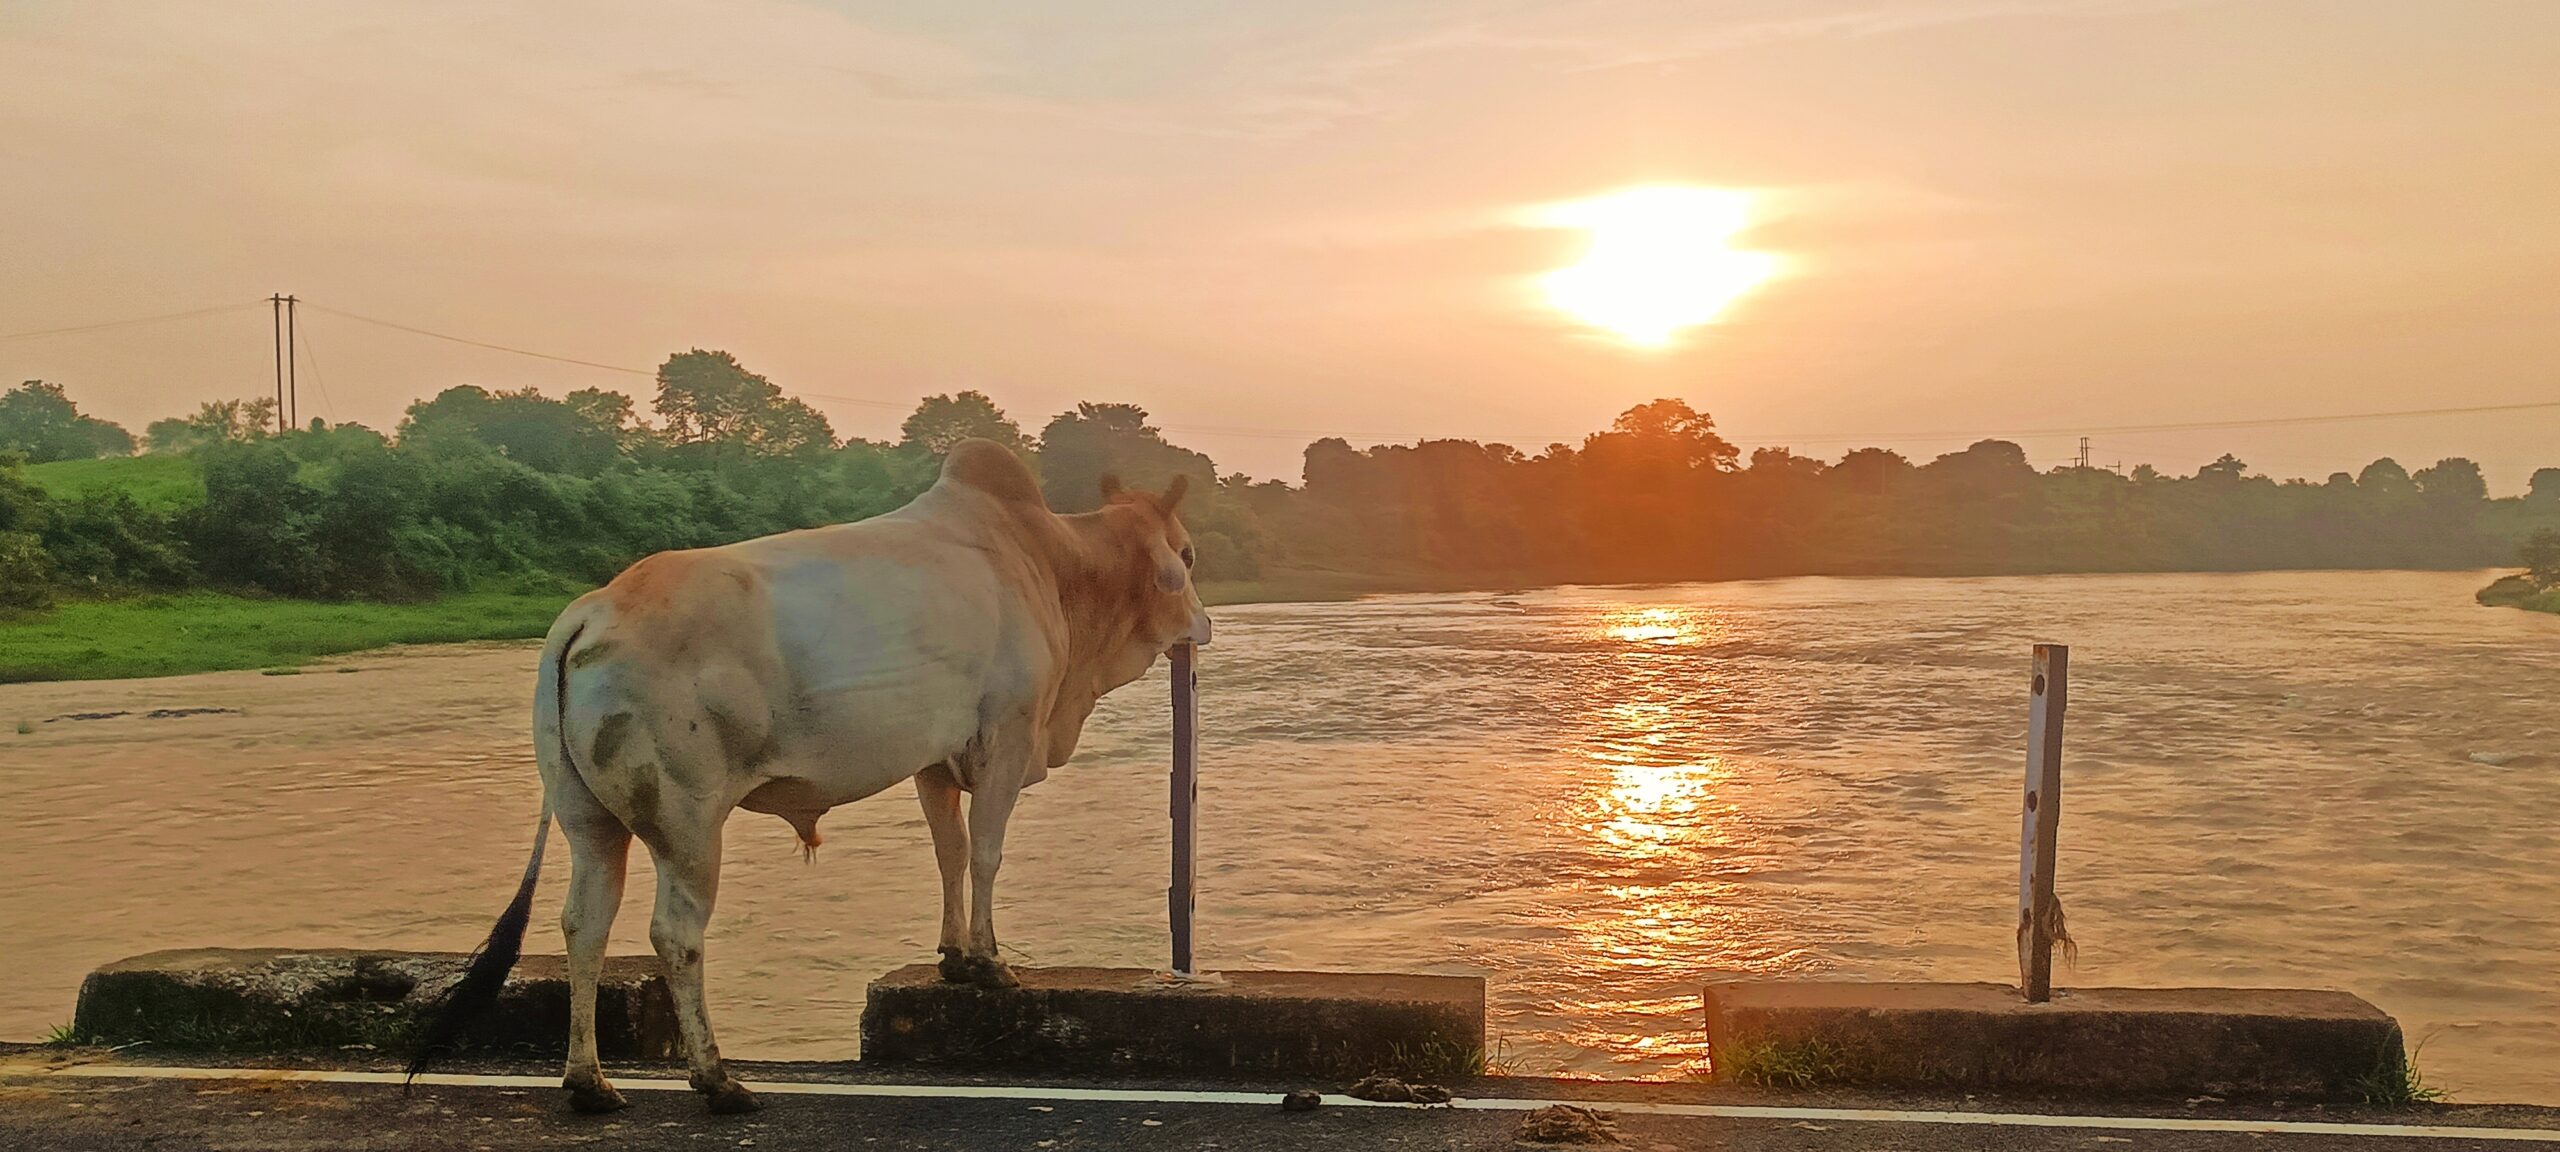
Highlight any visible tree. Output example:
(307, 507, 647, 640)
(2531, 468, 2560, 501)
(899, 391, 1028, 458)
(1035, 402, 1212, 512)
(2356, 457, 2412, 494)
(1832, 447, 1911, 495)
(2196, 454, 2249, 483)
(654, 350, 834, 456)
(565, 388, 647, 450)
(2412, 457, 2487, 503)
(148, 398, 278, 452)
(400, 385, 623, 473)
(2523, 529, 2560, 590)
(0, 380, 135, 462)
(1586, 398, 1739, 472)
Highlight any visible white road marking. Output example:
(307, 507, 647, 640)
(34, 1063, 2560, 1144)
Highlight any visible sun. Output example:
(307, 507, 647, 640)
(1529, 185, 1778, 347)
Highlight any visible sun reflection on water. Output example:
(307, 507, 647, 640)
(1600, 606, 1713, 646)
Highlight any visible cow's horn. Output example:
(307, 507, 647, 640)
(1099, 474, 1124, 500)
(1162, 474, 1189, 509)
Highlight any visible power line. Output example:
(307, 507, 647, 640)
(301, 302, 655, 376)
(0, 301, 263, 342)
(295, 315, 336, 423)
(279, 299, 2560, 448)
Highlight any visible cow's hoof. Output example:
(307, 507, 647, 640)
(964, 954, 1020, 989)
(937, 947, 970, 984)
(565, 1077, 629, 1114)
(704, 1079, 763, 1115)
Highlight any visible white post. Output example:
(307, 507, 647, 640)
(1168, 642, 1200, 975)
(2017, 643, 2068, 1002)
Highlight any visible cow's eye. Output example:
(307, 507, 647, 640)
(1179, 545, 1196, 569)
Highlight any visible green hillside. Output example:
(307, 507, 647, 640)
(23, 454, 204, 510)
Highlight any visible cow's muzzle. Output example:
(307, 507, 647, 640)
(1183, 609, 1213, 648)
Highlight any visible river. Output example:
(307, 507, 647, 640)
(3, 570, 2555, 1101)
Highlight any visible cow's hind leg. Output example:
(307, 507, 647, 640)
(642, 810, 760, 1114)
(913, 764, 971, 982)
(961, 761, 1026, 989)
(559, 810, 632, 1113)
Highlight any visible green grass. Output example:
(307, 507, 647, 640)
(22, 453, 204, 509)
(0, 589, 575, 682)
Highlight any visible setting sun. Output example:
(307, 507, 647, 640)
(1531, 186, 1777, 347)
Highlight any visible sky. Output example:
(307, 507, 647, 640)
(5, 0, 2558, 488)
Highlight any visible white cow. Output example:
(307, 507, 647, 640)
(408, 439, 1212, 1114)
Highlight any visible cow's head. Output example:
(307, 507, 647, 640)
(1045, 471, 1213, 768)
(1095, 472, 1213, 670)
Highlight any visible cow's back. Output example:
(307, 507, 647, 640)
(552, 498, 1059, 814)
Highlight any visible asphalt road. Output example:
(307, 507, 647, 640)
(6, 1050, 2558, 1152)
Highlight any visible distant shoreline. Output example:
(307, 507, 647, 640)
(2476, 573, 2560, 615)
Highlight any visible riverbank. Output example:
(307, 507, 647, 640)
(0, 590, 574, 683)
(2477, 573, 2560, 614)
(0, 567, 1496, 683)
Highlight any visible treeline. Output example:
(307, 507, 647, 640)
(1258, 400, 2560, 582)
(4, 362, 2559, 612)
(0, 354, 1264, 608)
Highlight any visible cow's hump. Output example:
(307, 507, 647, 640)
(939, 439, 1048, 510)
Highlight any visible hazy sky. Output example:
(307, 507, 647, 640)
(6, 0, 2558, 486)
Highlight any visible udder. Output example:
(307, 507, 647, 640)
(739, 777, 831, 860)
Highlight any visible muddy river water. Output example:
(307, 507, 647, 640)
(4, 570, 2555, 1101)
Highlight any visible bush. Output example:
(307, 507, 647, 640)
(42, 489, 192, 590)
(0, 530, 50, 610)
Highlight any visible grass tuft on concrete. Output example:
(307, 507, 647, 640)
(1713, 1038, 1848, 1090)
(2349, 1040, 2448, 1107)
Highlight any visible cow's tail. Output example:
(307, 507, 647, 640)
(404, 619, 583, 1088)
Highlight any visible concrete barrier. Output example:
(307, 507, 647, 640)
(1704, 981, 2407, 1101)
(861, 966, 1486, 1080)
(73, 948, 675, 1059)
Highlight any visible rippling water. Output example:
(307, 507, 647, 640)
(4, 571, 2556, 1101)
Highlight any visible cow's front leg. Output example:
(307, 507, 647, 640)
(913, 764, 972, 982)
(960, 750, 1029, 989)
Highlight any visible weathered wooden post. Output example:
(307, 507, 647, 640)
(1168, 641, 1201, 975)
(2017, 643, 2068, 1001)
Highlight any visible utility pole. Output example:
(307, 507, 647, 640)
(268, 293, 300, 431)
(2075, 437, 2092, 471)
(269, 295, 286, 432)
(286, 295, 299, 430)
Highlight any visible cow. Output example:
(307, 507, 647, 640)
(406, 438, 1213, 1114)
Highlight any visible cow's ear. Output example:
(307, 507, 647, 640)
(1099, 474, 1125, 501)
(1161, 474, 1189, 510)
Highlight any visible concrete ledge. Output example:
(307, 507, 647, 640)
(1704, 981, 2406, 1101)
(73, 948, 675, 1059)
(860, 966, 1485, 1080)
